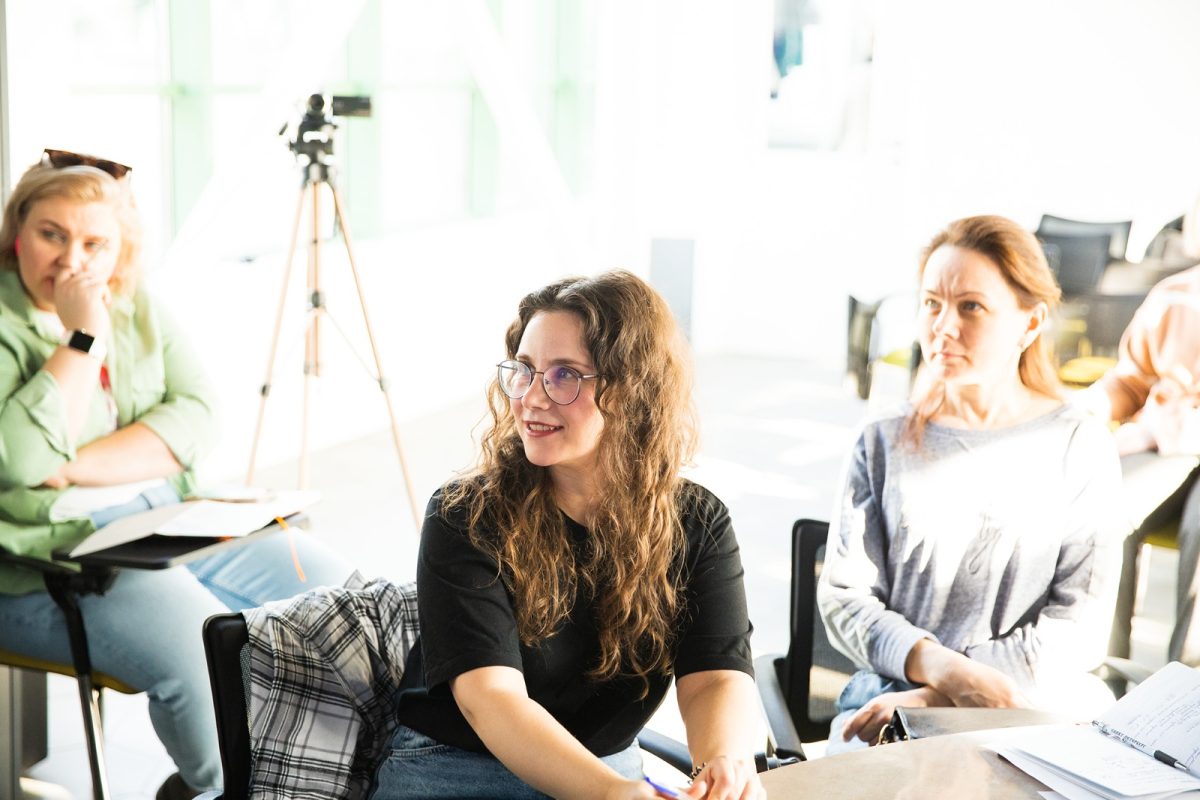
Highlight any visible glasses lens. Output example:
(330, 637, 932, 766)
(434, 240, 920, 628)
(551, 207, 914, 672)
(544, 365, 582, 404)
(498, 361, 532, 398)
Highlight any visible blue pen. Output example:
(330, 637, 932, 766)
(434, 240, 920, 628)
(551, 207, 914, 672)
(644, 776, 681, 798)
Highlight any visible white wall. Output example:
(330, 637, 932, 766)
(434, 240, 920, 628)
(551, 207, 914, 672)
(10, 0, 1200, 478)
(591, 0, 1200, 362)
(157, 0, 1200, 478)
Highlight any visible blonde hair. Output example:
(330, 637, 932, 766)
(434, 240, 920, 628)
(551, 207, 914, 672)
(904, 215, 1062, 445)
(444, 270, 698, 693)
(0, 161, 142, 296)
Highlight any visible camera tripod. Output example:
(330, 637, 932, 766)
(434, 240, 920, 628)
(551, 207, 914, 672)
(245, 156, 420, 527)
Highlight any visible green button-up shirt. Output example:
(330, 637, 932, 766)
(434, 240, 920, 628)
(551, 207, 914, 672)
(0, 269, 218, 594)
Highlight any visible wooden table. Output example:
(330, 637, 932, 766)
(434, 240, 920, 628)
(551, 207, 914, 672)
(759, 727, 1052, 799)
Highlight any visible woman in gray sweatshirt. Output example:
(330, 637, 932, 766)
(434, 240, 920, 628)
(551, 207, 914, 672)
(819, 215, 1125, 752)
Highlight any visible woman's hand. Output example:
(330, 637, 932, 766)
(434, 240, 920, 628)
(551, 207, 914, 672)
(839, 686, 950, 746)
(682, 756, 765, 800)
(52, 267, 111, 338)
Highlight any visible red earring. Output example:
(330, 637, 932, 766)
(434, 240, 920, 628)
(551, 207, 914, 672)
(12, 236, 20, 257)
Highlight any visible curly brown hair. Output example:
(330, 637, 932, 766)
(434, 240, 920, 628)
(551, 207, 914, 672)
(903, 214, 1062, 445)
(443, 270, 698, 692)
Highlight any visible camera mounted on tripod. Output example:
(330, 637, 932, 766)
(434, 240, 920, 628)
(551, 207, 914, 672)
(283, 93, 372, 179)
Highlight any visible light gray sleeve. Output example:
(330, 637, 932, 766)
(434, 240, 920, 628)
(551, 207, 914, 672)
(817, 427, 937, 681)
(962, 418, 1125, 686)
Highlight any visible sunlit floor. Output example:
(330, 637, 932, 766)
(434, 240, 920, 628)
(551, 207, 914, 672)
(22, 356, 1179, 798)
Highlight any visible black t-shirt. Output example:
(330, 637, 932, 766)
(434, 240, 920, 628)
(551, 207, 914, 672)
(396, 480, 754, 757)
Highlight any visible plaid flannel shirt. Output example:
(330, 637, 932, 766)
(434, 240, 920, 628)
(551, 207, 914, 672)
(243, 575, 419, 800)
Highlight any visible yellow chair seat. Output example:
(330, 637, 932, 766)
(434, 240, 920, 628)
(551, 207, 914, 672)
(880, 348, 912, 368)
(0, 649, 138, 694)
(1142, 524, 1180, 551)
(1059, 356, 1117, 388)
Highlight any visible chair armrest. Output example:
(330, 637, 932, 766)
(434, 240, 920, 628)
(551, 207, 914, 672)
(638, 728, 692, 776)
(753, 654, 806, 760)
(1100, 656, 1154, 686)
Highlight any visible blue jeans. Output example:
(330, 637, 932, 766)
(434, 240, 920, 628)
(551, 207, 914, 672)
(0, 487, 355, 791)
(370, 724, 645, 799)
(825, 670, 916, 755)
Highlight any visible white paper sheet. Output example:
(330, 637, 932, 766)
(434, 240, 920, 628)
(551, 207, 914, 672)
(69, 504, 186, 557)
(1002, 725, 1200, 800)
(67, 490, 319, 557)
(1095, 661, 1200, 773)
(154, 491, 319, 536)
(995, 745, 1106, 800)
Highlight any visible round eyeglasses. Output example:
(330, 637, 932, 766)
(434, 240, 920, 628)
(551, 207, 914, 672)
(497, 360, 600, 405)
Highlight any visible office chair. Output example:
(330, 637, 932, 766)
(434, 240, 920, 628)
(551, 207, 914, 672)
(1036, 214, 1132, 262)
(755, 519, 852, 756)
(1039, 231, 1113, 298)
(202, 613, 784, 799)
(1143, 216, 1185, 261)
(1054, 291, 1145, 388)
(0, 551, 138, 800)
(847, 295, 920, 401)
(1107, 458, 1200, 690)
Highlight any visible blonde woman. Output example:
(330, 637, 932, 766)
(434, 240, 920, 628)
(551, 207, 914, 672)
(371, 272, 765, 799)
(0, 152, 352, 800)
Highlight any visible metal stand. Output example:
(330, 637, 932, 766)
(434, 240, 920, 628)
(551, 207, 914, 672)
(245, 159, 420, 526)
(40, 569, 116, 800)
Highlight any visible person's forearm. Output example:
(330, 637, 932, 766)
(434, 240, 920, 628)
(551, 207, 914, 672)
(41, 348, 104, 443)
(904, 638, 960, 688)
(460, 688, 629, 799)
(905, 638, 1028, 708)
(676, 671, 764, 770)
(64, 422, 183, 486)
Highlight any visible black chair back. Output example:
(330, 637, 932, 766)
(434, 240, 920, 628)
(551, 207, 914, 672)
(1039, 231, 1112, 297)
(202, 612, 252, 800)
(781, 519, 854, 742)
(1037, 214, 1132, 261)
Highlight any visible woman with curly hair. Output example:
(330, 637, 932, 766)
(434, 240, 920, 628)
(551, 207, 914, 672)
(371, 271, 764, 799)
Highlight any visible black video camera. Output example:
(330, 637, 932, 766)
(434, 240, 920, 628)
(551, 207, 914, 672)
(287, 93, 373, 166)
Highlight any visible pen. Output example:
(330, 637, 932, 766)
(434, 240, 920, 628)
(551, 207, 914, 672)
(644, 776, 681, 798)
(1153, 750, 1200, 779)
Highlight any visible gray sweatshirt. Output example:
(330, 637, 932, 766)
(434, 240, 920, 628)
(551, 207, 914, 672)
(818, 404, 1125, 694)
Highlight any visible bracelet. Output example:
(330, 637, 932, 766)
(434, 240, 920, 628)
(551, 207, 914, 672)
(689, 761, 707, 781)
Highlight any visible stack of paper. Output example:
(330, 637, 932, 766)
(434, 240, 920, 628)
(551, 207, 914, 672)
(994, 661, 1200, 800)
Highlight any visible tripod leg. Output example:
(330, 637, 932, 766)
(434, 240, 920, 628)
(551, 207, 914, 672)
(300, 184, 324, 489)
(247, 183, 310, 485)
(329, 185, 422, 527)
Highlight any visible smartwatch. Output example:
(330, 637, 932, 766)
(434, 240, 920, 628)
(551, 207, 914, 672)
(60, 329, 107, 362)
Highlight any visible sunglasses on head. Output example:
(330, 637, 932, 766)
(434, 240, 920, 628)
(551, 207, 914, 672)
(42, 148, 132, 180)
